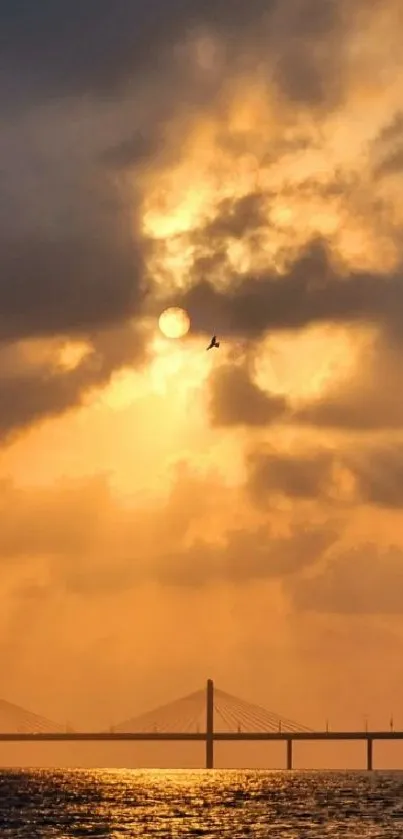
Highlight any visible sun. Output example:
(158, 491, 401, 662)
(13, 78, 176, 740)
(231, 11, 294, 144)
(158, 307, 190, 339)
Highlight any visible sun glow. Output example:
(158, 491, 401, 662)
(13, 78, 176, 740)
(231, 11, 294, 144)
(159, 307, 190, 339)
(149, 334, 210, 397)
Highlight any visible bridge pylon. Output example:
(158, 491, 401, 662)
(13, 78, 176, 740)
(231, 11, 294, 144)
(206, 679, 214, 769)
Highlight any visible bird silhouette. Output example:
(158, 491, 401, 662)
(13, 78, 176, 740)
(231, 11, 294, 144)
(206, 335, 220, 350)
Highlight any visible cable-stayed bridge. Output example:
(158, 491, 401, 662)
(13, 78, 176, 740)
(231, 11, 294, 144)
(0, 681, 402, 769)
(0, 698, 66, 734)
(114, 684, 312, 735)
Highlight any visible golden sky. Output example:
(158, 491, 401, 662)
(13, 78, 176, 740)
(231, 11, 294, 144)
(1, 0, 403, 768)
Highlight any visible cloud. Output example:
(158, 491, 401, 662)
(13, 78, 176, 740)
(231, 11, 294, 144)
(347, 445, 403, 509)
(197, 193, 268, 242)
(0, 79, 150, 439)
(163, 522, 337, 586)
(296, 334, 403, 431)
(203, 316, 403, 435)
(0, 0, 401, 445)
(0, 102, 149, 345)
(0, 323, 147, 443)
(102, 130, 167, 171)
(267, 0, 345, 107)
(0, 234, 146, 343)
(0, 467, 337, 592)
(247, 448, 335, 500)
(376, 147, 403, 178)
(291, 544, 403, 614)
(0, 0, 347, 107)
(373, 110, 403, 177)
(208, 364, 287, 427)
(245, 441, 403, 511)
(181, 238, 401, 339)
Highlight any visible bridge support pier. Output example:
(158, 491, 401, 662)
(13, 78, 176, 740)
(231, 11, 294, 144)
(286, 738, 293, 770)
(206, 679, 214, 769)
(367, 737, 373, 771)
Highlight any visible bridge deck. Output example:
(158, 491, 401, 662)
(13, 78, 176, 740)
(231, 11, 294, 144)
(0, 731, 401, 742)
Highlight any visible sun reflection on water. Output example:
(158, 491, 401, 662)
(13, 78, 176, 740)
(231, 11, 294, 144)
(1, 768, 402, 837)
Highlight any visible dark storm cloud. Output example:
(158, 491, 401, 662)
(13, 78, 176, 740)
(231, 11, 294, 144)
(0, 75, 153, 437)
(247, 449, 335, 500)
(244, 441, 403, 511)
(0, 101, 150, 342)
(0, 235, 145, 344)
(347, 445, 403, 509)
(0, 0, 256, 99)
(270, 0, 344, 105)
(209, 364, 287, 427)
(200, 193, 267, 242)
(0, 114, 149, 435)
(102, 131, 165, 171)
(0, 0, 345, 107)
(182, 239, 401, 339)
(290, 544, 403, 614)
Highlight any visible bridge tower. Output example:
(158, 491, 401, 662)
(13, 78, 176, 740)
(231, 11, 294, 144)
(206, 679, 214, 769)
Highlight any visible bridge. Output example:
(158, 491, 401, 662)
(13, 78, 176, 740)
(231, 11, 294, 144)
(0, 697, 67, 734)
(0, 681, 402, 770)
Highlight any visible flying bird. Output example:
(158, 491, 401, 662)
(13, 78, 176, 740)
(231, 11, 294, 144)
(206, 335, 220, 350)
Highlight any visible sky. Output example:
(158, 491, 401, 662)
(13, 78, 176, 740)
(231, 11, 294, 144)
(1, 0, 403, 769)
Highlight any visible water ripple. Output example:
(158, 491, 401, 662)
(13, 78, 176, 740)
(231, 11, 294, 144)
(0, 769, 402, 838)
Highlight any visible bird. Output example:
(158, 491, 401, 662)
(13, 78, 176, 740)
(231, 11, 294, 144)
(206, 335, 220, 350)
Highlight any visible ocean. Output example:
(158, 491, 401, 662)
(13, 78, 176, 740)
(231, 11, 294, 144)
(0, 769, 402, 837)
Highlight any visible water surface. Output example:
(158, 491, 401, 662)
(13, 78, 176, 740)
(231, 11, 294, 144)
(0, 769, 402, 837)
